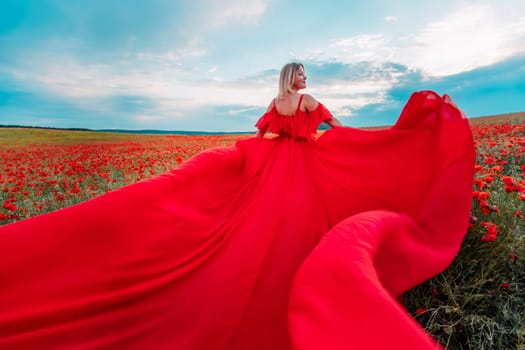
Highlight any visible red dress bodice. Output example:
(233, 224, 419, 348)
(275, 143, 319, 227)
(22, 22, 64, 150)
(255, 95, 333, 139)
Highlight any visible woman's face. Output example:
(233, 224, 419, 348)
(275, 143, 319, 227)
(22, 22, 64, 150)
(293, 66, 307, 91)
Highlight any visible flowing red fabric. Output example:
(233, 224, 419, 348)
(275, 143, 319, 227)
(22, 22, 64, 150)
(0, 91, 474, 349)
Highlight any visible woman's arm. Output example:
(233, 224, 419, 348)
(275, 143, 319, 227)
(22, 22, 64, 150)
(303, 94, 343, 128)
(326, 117, 343, 127)
(255, 99, 274, 138)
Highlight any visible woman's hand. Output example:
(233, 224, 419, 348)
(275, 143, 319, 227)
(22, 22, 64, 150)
(255, 127, 267, 138)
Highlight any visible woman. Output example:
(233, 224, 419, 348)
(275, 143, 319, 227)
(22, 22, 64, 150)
(0, 63, 474, 349)
(255, 62, 342, 139)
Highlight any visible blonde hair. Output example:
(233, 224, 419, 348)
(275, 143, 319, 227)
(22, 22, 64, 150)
(278, 62, 304, 98)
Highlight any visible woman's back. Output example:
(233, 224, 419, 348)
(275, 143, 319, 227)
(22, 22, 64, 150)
(273, 94, 307, 116)
(255, 94, 333, 139)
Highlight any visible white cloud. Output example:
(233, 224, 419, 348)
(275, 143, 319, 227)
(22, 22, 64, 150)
(384, 16, 398, 22)
(227, 106, 261, 115)
(305, 34, 395, 63)
(137, 38, 208, 63)
(3, 56, 116, 100)
(308, 80, 393, 118)
(333, 34, 386, 50)
(396, 4, 525, 76)
(202, 0, 268, 26)
(292, 3, 525, 120)
(132, 113, 183, 124)
(307, 4, 525, 77)
(1, 49, 277, 116)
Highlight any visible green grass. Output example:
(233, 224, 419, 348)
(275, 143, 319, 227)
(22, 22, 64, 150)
(0, 128, 152, 146)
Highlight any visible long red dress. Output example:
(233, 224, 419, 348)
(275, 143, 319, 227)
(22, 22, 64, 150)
(0, 91, 474, 349)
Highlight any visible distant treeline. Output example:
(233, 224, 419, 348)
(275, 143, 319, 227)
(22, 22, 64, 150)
(97, 129, 252, 135)
(0, 124, 251, 135)
(0, 125, 92, 132)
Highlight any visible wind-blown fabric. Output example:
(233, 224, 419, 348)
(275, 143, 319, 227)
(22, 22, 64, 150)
(0, 91, 474, 349)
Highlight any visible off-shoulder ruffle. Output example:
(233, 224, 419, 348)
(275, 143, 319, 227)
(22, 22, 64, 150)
(255, 102, 333, 139)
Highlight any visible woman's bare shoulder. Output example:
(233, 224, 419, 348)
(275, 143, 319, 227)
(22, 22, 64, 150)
(302, 94, 319, 112)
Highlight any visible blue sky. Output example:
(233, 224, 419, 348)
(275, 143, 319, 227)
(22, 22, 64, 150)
(0, 0, 524, 131)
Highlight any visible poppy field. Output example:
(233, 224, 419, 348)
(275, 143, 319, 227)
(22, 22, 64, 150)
(405, 120, 525, 349)
(0, 128, 247, 223)
(0, 121, 524, 349)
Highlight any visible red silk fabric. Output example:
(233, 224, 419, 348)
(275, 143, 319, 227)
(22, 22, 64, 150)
(0, 91, 474, 349)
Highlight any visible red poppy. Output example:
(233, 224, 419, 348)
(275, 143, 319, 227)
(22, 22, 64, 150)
(480, 222, 498, 242)
(415, 308, 427, 315)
